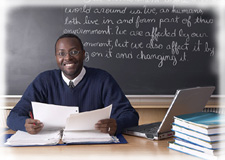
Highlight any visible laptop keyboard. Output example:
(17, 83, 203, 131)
(126, 122, 161, 134)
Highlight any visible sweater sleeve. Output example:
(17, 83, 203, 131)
(101, 73, 139, 135)
(7, 73, 47, 131)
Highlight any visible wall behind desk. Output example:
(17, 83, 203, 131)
(6, 5, 218, 95)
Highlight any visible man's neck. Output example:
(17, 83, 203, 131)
(61, 67, 86, 87)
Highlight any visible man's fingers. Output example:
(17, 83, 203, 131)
(25, 118, 44, 134)
(27, 124, 43, 134)
(95, 118, 117, 135)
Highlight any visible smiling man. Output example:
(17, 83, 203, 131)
(55, 35, 85, 80)
(7, 34, 139, 135)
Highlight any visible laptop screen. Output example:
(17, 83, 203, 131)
(157, 86, 215, 134)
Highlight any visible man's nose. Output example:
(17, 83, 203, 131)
(64, 52, 73, 60)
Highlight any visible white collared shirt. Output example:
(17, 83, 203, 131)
(61, 67, 86, 87)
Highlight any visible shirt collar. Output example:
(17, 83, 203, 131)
(61, 67, 86, 87)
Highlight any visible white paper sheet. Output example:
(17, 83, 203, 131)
(32, 102, 79, 130)
(65, 104, 112, 131)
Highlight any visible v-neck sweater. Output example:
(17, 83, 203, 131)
(7, 66, 139, 134)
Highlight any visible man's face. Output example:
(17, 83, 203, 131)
(55, 37, 85, 80)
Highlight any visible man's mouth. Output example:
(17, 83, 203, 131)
(64, 63, 74, 67)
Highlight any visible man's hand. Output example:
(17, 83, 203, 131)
(25, 118, 44, 134)
(95, 118, 117, 135)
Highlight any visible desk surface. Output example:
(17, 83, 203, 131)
(0, 130, 201, 160)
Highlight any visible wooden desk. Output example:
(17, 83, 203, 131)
(0, 130, 201, 160)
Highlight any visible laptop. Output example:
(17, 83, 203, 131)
(123, 86, 215, 140)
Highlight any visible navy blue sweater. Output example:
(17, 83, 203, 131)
(7, 67, 139, 134)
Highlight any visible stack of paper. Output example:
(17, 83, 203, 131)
(5, 102, 119, 146)
(5, 130, 61, 146)
(62, 130, 119, 143)
(169, 112, 225, 160)
(62, 104, 117, 144)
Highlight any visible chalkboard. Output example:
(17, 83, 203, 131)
(6, 5, 218, 95)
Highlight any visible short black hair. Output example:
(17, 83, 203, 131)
(55, 34, 84, 52)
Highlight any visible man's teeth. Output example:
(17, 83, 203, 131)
(65, 64, 74, 66)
